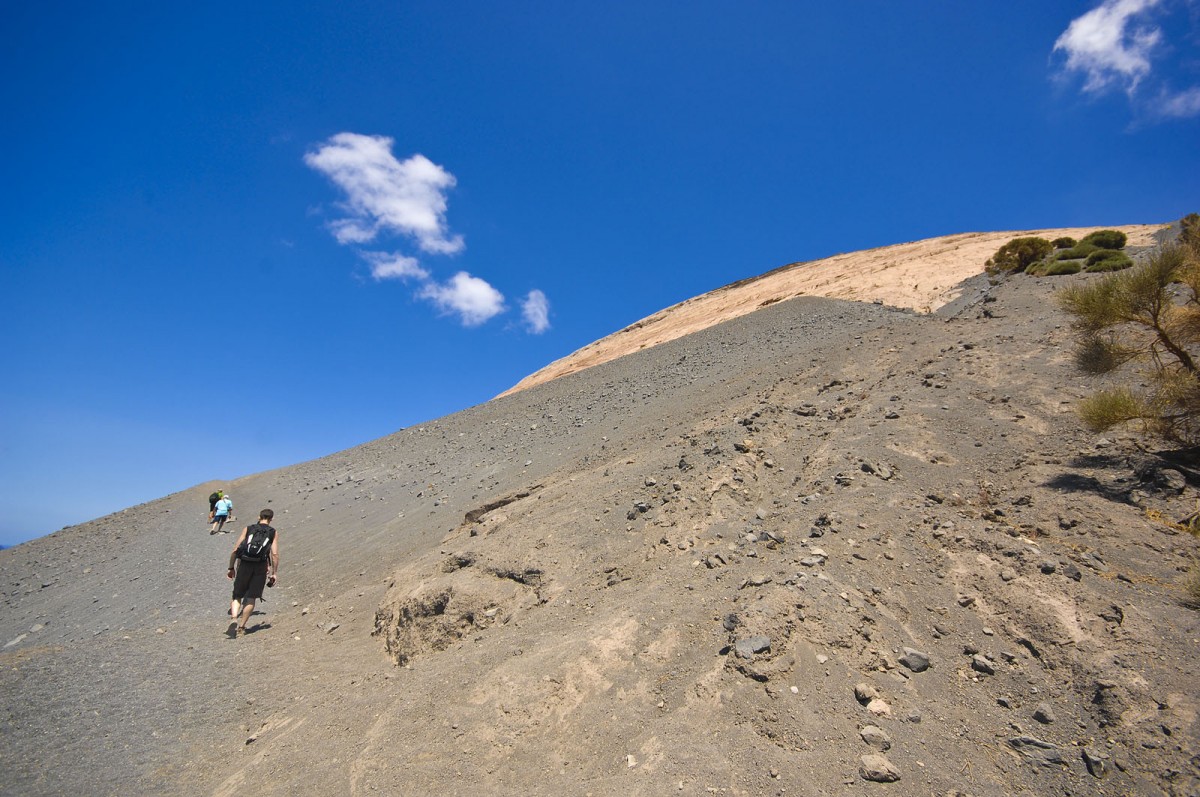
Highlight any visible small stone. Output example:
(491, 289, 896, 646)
(1157, 469, 1187, 494)
(866, 698, 892, 717)
(1033, 703, 1056, 724)
(734, 636, 771, 660)
(1039, 560, 1057, 574)
(971, 654, 996, 675)
(859, 725, 892, 751)
(859, 754, 901, 783)
(899, 648, 931, 673)
(1063, 563, 1082, 581)
(854, 683, 880, 704)
(1082, 747, 1108, 778)
(1008, 735, 1067, 767)
(1000, 567, 1017, 582)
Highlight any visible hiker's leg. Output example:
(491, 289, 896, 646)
(238, 599, 255, 629)
(230, 597, 241, 618)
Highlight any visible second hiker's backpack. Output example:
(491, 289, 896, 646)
(238, 524, 275, 563)
(209, 492, 220, 504)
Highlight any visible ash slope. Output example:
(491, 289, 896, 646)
(3, 274, 1200, 796)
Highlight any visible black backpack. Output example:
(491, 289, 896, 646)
(209, 492, 220, 504)
(238, 524, 275, 563)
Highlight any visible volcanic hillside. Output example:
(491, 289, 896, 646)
(3, 225, 1199, 797)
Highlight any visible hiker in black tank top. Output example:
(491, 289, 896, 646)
(226, 509, 280, 637)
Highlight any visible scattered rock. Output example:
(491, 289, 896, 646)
(859, 725, 892, 751)
(1007, 736, 1068, 768)
(734, 636, 771, 660)
(800, 549, 828, 567)
(971, 654, 996, 675)
(899, 648, 931, 673)
(1032, 703, 1056, 724)
(859, 754, 901, 783)
(866, 698, 892, 718)
(854, 683, 880, 704)
(1082, 747, 1109, 778)
(1155, 468, 1187, 494)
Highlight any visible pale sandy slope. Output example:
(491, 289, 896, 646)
(502, 225, 1167, 396)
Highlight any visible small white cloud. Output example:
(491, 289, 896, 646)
(1154, 86, 1200, 118)
(304, 133, 465, 254)
(1054, 0, 1163, 94)
(521, 290, 551, 334)
(362, 251, 430, 281)
(419, 272, 506, 327)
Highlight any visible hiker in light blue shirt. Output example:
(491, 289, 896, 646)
(210, 495, 233, 535)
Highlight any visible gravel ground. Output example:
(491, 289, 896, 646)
(2, 272, 1199, 796)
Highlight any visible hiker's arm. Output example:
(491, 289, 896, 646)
(269, 535, 280, 577)
(227, 527, 249, 571)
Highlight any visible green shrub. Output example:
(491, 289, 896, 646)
(1077, 388, 1145, 431)
(1055, 242, 1100, 260)
(986, 237, 1053, 274)
(1052, 237, 1077, 249)
(1080, 229, 1127, 250)
(1073, 333, 1137, 374)
(1043, 259, 1083, 275)
(1059, 244, 1200, 446)
(1084, 250, 1133, 272)
(1182, 213, 1200, 251)
(1185, 570, 1200, 609)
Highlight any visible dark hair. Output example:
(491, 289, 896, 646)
(259, 508, 274, 521)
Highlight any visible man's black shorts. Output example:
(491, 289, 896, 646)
(232, 560, 269, 601)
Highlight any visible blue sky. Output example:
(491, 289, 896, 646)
(2, 1, 1198, 546)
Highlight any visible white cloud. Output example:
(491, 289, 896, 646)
(419, 272, 506, 327)
(305, 133, 536, 329)
(1054, 0, 1163, 94)
(1155, 86, 1200, 118)
(304, 133, 465, 254)
(521, 290, 551, 334)
(361, 251, 430, 281)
